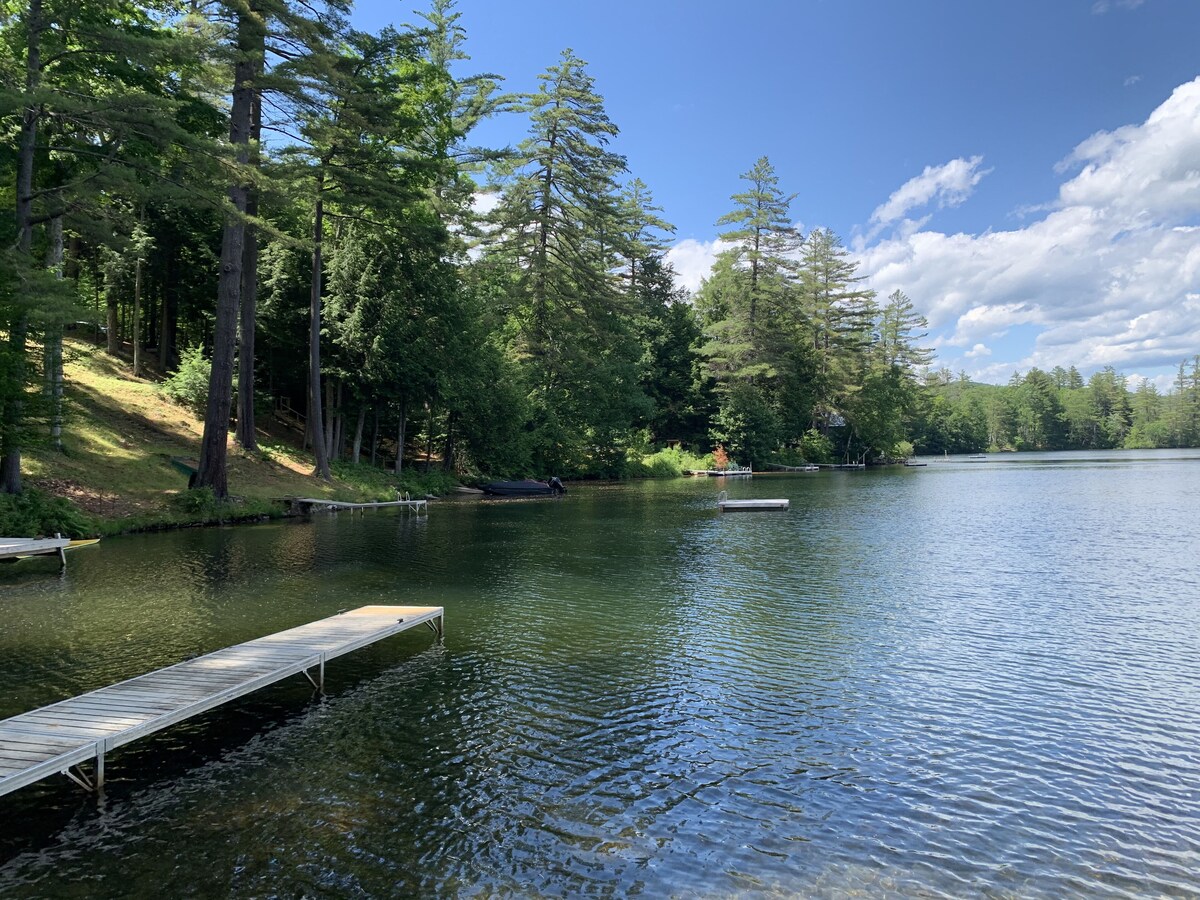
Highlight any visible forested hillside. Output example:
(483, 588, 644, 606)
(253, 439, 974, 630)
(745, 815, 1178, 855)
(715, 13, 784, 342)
(3, 0, 1197, 514)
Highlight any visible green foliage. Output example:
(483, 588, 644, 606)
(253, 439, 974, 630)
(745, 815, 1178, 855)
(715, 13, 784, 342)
(324, 459, 457, 501)
(0, 488, 94, 539)
(162, 346, 212, 415)
(711, 382, 780, 468)
(629, 446, 712, 478)
(799, 428, 834, 464)
(171, 486, 220, 515)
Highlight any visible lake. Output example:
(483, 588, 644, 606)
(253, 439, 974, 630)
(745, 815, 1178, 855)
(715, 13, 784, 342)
(1, 449, 1198, 897)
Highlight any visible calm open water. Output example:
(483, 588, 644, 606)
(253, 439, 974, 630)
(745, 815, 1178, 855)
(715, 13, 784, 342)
(1, 450, 1198, 898)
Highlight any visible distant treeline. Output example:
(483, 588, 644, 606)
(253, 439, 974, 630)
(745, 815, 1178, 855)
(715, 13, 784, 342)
(915, 361, 1200, 454)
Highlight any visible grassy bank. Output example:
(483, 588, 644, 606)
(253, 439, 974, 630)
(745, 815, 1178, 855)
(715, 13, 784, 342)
(14, 339, 457, 537)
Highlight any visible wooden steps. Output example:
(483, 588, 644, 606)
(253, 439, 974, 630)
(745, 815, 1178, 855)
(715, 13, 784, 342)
(0, 605, 443, 798)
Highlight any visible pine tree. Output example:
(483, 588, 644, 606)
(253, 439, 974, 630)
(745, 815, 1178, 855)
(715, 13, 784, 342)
(795, 227, 877, 432)
(485, 49, 648, 471)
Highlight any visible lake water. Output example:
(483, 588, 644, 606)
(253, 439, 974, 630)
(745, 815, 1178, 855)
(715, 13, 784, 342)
(1, 450, 1199, 897)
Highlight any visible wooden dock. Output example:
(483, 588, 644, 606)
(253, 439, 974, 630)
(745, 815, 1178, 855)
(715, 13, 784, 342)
(292, 497, 428, 514)
(0, 537, 70, 565)
(0, 605, 443, 798)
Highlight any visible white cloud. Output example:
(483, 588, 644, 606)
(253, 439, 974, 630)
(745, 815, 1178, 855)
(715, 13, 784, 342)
(858, 78, 1200, 382)
(1125, 372, 1178, 394)
(471, 191, 501, 215)
(1092, 0, 1146, 13)
(964, 343, 992, 359)
(870, 156, 990, 226)
(1124, 75, 1142, 87)
(665, 237, 730, 293)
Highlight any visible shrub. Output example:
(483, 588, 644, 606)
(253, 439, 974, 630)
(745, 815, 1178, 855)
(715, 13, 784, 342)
(163, 345, 211, 416)
(799, 429, 834, 464)
(0, 489, 94, 538)
(636, 446, 712, 478)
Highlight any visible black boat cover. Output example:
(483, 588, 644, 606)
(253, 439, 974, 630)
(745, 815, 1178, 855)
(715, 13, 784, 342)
(481, 479, 563, 496)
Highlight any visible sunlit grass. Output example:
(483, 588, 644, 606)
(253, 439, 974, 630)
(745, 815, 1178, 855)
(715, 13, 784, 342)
(22, 338, 457, 533)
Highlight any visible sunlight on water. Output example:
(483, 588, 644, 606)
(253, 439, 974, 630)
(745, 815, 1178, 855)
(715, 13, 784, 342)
(1, 449, 1199, 897)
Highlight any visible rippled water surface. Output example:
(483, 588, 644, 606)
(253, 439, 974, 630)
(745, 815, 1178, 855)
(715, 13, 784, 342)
(2, 450, 1199, 897)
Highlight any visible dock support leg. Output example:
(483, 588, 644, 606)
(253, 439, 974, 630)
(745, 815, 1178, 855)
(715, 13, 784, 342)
(425, 614, 444, 640)
(96, 747, 105, 792)
(301, 656, 326, 693)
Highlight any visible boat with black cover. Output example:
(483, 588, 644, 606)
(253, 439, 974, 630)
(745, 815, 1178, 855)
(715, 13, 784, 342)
(481, 477, 566, 497)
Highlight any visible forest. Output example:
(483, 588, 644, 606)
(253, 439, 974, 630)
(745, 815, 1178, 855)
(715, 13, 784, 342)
(3, 0, 1199, 505)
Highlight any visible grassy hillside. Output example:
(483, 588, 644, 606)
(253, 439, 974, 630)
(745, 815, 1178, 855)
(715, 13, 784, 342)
(18, 339, 450, 535)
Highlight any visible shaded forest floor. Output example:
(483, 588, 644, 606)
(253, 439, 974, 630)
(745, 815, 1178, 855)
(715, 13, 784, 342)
(23, 338, 448, 534)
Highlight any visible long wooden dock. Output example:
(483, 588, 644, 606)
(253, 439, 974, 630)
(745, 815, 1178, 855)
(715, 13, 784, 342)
(0, 605, 443, 798)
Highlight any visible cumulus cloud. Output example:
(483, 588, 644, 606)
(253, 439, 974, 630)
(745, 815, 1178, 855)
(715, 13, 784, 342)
(665, 237, 731, 293)
(471, 191, 501, 215)
(964, 343, 992, 359)
(870, 156, 990, 226)
(858, 78, 1200, 381)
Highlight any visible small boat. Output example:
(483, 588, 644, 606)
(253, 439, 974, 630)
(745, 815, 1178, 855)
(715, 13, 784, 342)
(481, 478, 565, 497)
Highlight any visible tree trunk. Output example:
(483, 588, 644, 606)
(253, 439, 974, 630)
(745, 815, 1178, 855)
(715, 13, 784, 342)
(424, 404, 435, 473)
(195, 8, 256, 498)
(332, 380, 344, 460)
(370, 407, 379, 467)
(323, 376, 335, 462)
(394, 400, 406, 474)
(308, 172, 331, 481)
(159, 237, 176, 370)
(132, 249, 144, 376)
(44, 216, 64, 452)
(442, 410, 456, 472)
(0, 314, 29, 494)
(351, 405, 366, 464)
(235, 69, 262, 451)
(3, 0, 44, 493)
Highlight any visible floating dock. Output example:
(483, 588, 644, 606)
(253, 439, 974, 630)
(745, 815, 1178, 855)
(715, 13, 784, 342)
(717, 491, 789, 511)
(0, 605, 443, 798)
(688, 467, 753, 477)
(719, 499, 789, 511)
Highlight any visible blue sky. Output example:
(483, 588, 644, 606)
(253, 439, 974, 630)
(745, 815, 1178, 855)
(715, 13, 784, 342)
(354, 0, 1200, 388)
